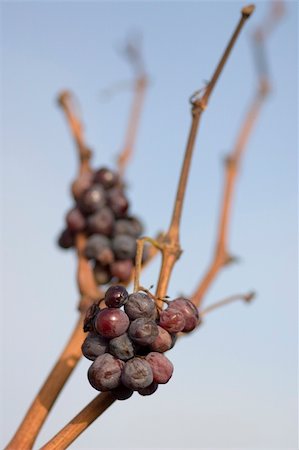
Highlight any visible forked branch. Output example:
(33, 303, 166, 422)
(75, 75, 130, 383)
(191, 1, 283, 308)
(40, 7, 254, 448)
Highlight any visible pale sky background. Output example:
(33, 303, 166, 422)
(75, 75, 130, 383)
(1, 1, 297, 449)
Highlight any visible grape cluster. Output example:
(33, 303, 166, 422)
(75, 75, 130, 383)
(82, 285, 200, 400)
(57, 167, 144, 284)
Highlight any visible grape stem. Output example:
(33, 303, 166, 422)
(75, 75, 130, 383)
(39, 6, 254, 449)
(191, 1, 284, 308)
(117, 36, 148, 176)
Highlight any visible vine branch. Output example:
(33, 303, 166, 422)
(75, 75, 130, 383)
(117, 36, 148, 176)
(39, 7, 254, 448)
(191, 1, 283, 308)
(200, 291, 255, 317)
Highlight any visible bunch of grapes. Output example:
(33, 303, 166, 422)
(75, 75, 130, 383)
(57, 167, 144, 284)
(82, 285, 200, 400)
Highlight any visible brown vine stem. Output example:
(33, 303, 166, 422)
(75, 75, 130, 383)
(191, 2, 283, 309)
(5, 93, 100, 450)
(199, 291, 255, 317)
(40, 7, 254, 449)
(117, 38, 148, 176)
(155, 4, 255, 302)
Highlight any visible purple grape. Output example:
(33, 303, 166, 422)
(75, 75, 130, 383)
(57, 228, 74, 249)
(112, 234, 136, 260)
(168, 298, 200, 332)
(71, 171, 93, 200)
(109, 333, 135, 361)
(159, 307, 186, 333)
(128, 318, 158, 346)
(85, 235, 114, 265)
(83, 302, 100, 332)
(65, 207, 86, 232)
(79, 184, 106, 214)
(95, 308, 130, 338)
(104, 285, 129, 308)
(81, 332, 108, 361)
(87, 207, 114, 236)
(88, 354, 124, 391)
(93, 264, 112, 285)
(107, 188, 129, 217)
(110, 384, 134, 400)
(146, 352, 174, 384)
(124, 292, 157, 321)
(114, 217, 143, 237)
(121, 358, 153, 390)
(138, 382, 158, 396)
(93, 167, 119, 189)
(150, 326, 172, 353)
(110, 259, 133, 282)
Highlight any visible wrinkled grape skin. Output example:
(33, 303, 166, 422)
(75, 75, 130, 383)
(128, 318, 158, 346)
(159, 308, 186, 333)
(169, 298, 199, 332)
(109, 333, 135, 361)
(114, 217, 143, 237)
(81, 332, 108, 361)
(87, 207, 114, 236)
(110, 259, 133, 282)
(88, 354, 124, 391)
(124, 293, 157, 321)
(111, 384, 134, 400)
(138, 382, 158, 396)
(93, 167, 119, 189)
(79, 184, 106, 214)
(58, 229, 74, 249)
(95, 308, 130, 338)
(150, 326, 172, 353)
(112, 234, 137, 260)
(85, 235, 114, 265)
(93, 264, 112, 285)
(121, 358, 153, 390)
(146, 352, 174, 384)
(104, 285, 129, 308)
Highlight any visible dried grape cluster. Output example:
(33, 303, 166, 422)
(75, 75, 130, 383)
(57, 167, 145, 284)
(82, 285, 200, 400)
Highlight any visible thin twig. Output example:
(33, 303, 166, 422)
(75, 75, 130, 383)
(200, 291, 255, 317)
(117, 37, 148, 175)
(191, 2, 284, 308)
(39, 8, 254, 448)
(155, 4, 254, 302)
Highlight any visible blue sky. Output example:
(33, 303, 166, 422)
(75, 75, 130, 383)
(1, 1, 297, 448)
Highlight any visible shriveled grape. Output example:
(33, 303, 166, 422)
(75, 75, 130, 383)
(124, 292, 157, 321)
(81, 332, 108, 361)
(121, 357, 153, 390)
(88, 354, 124, 391)
(128, 318, 158, 346)
(159, 307, 185, 333)
(109, 333, 135, 361)
(146, 352, 174, 384)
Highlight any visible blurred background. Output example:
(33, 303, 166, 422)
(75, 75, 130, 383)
(1, 1, 297, 449)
